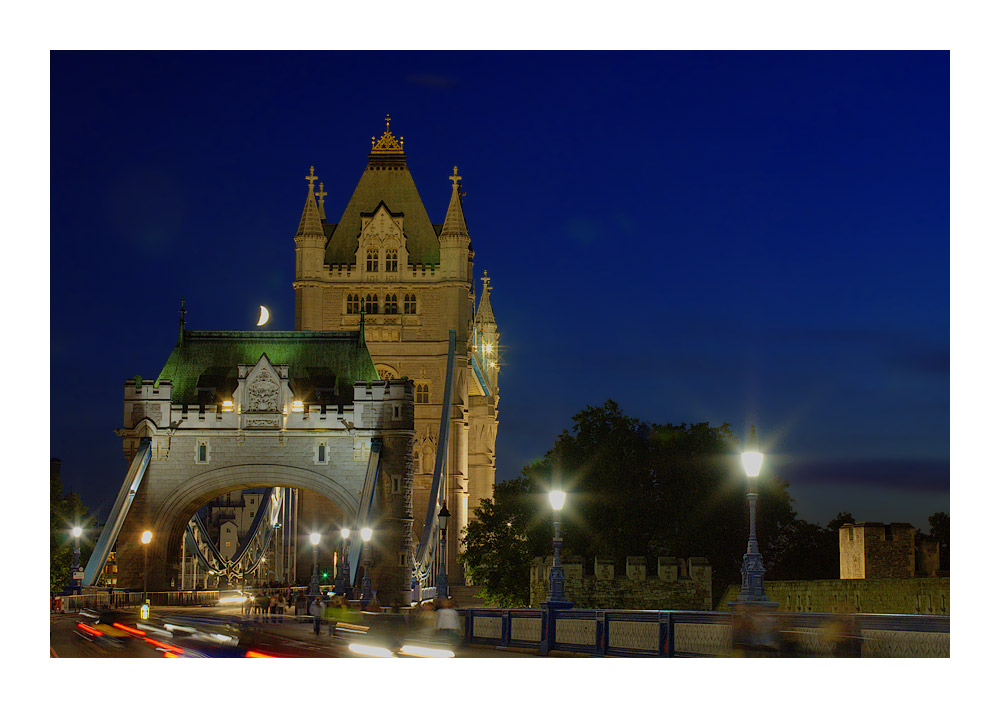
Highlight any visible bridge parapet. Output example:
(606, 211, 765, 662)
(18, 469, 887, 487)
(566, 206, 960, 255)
(462, 607, 949, 658)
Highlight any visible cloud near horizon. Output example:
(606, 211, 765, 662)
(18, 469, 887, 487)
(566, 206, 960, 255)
(775, 457, 949, 493)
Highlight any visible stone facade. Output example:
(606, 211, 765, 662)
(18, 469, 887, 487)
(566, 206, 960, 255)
(716, 578, 950, 615)
(530, 556, 713, 610)
(839, 522, 941, 579)
(293, 120, 500, 584)
(115, 336, 416, 606)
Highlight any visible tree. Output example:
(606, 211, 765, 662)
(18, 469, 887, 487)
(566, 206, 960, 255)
(460, 401, 806, 605)
(826, 511, 855, 531)
(459, 475, 552, 607)
(51, 459, 94, 590)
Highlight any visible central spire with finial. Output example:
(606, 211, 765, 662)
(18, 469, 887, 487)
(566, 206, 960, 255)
(305, 165, 318, 190)
(371, 113, 404, 152)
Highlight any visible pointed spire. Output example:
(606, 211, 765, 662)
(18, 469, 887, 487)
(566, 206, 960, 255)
(316, 182, 327, 221)
(440, 165, 469, 240)
(296, 166, 324, 239)
(475, 270, 495, 326)
(178, 297, 187, 346)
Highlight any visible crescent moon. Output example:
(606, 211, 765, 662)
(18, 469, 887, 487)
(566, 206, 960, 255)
(256, 305, 270, 327)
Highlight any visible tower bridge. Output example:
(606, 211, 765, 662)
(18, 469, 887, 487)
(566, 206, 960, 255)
(84, 116, 499, 603)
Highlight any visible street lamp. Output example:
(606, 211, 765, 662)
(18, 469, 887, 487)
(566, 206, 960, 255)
(545, 491, 569, 604)
(309, 532, 321, 597)
(141, 530, 152, 604)
(336, 527, 351, 596)
(539, 489, 572, 657)
(732, 426, 777, 607)
(70, 526, 82, 591)
(436, 503, 451, 599)
(360, 527, 373, 605)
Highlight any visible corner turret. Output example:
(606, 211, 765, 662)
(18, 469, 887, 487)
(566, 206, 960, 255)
(440, 166, 471, 281)
(294, 166, 326, 330)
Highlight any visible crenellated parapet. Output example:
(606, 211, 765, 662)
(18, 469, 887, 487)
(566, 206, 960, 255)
(530, 556, 713, 610)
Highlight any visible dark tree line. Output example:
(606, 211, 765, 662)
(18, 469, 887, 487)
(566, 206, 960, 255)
(51, 460, 95, 590)
(459, 401, 942, 607)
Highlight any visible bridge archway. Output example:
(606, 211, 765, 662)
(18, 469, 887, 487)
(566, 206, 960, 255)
(157, 464, 360, 586)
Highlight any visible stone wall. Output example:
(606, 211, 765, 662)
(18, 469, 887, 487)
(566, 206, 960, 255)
(840, 522, 943, 579)
(530, 556, 712, 610)
(716, 577, 950, 615)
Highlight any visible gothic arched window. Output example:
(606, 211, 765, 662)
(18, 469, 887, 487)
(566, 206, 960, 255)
(385, 249, 398, 272)
(346, 293, 360, 314)
(403, 293, 417, 314)
(416, 383, 430, 404)
(364, 294, 378, 314)
(384, 293, 398, 314)
(366, 249, 379, 272)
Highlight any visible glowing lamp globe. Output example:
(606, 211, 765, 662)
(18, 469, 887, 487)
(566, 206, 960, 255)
(360, 527, 373, 542)
(71, 526, 82, 538)
(341, 527, 351, 540)
(741, 451, 764, 478)
(549, 490, 566, 511)
(141, 531, 152, 544)
(310, 532, 321, 546)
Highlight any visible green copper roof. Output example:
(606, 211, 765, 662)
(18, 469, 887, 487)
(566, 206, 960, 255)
(324, 154, 442, 267)
(155, 330, 378, 404)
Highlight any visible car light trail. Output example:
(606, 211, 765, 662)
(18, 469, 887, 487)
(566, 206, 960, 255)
(348, 643, 394, 657)
(144, 636, 185, 653)
(112, 622, 146, 636)
(398, 644, 456, 658)
(77, 623, 102, 637)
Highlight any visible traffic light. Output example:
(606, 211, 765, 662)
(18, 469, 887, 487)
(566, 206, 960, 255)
(321, 570, 329, 579)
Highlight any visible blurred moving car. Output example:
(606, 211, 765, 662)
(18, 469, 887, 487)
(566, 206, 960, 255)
(74, 609, 153, 655)
(137, 614, 316, 658)
(343, 611, 457, 658)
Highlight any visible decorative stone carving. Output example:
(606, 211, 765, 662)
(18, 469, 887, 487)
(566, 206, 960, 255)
(245, 416, 278, 429)
(247, 367, 280, 412)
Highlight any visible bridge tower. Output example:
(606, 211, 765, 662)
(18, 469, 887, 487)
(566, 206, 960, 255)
(112, 327, 416, 606)
(293, 117, 501, 584)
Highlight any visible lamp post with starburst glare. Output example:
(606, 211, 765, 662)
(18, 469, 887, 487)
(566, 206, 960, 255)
(731, 426, 777, 607)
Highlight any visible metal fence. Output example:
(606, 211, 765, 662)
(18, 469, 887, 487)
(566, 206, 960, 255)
(461, 608, 950, 658)
(55, 590, 221, 613)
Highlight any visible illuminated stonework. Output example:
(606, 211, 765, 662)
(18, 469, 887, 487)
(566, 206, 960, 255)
(293, 120, 501, 582)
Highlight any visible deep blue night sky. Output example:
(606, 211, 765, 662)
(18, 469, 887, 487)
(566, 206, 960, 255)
(50, 50, 949, 530)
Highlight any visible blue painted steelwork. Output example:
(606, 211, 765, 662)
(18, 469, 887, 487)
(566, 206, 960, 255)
(349, 441, 382, 589)
(461, 608, 950, 658)
(411, 330, 456, 599)
(183, 488, 283, 579)
(82, 440, 152, 586)
(469, 326, 492, 397)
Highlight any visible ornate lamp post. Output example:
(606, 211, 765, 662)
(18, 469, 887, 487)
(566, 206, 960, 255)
(70, 526, 82, 591)
(141, 531, 152, 603)
(309, 532, 321, 597)
(336, 527, 351, 596)
(732, 426, 777, 607)
(360, 527, 373, 606)
(540, 489, 572, 656)
(436, 503, 451, 599)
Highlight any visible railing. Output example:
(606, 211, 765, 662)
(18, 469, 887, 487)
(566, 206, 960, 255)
(56, 590, 222, 613)
(461, 608, 950, 658)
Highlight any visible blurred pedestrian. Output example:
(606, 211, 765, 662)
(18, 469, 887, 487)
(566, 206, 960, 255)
(822, 606, 863, 657)
(435, 598, 460, 644)
(309, 596, 325, 636)
(276, 592, 286, 623)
